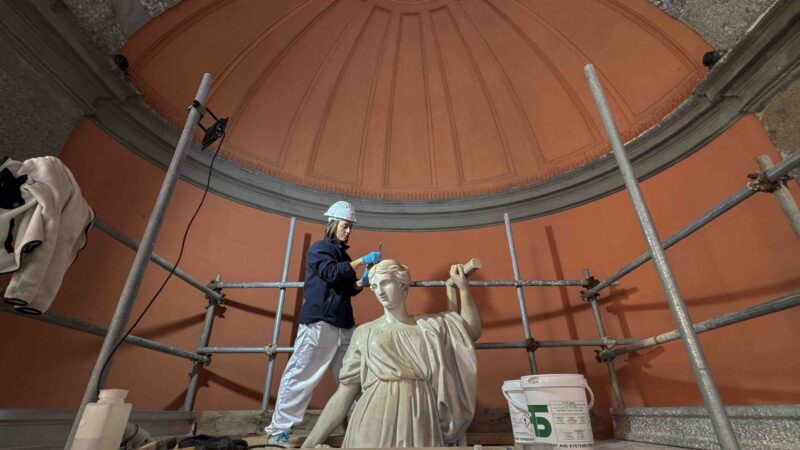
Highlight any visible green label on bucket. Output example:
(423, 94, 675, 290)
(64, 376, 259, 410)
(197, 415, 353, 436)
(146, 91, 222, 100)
(528, 405, 552, 438)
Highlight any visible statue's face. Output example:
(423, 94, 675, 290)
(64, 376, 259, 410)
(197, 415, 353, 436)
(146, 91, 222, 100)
(370, 271, 407, 310)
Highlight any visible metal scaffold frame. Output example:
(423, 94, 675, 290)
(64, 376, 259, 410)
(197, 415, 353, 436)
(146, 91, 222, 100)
(1, 70, 798, 450)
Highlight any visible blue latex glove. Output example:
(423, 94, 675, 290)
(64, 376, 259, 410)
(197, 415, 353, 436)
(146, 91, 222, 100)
(361, 251, 381, 265)
(360, 268, 370, 288)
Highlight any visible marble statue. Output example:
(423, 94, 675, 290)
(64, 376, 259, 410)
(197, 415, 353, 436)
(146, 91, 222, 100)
(301, 259, 482, 448)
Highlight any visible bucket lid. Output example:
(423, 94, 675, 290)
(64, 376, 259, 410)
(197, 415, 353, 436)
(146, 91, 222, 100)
(521, 374, 586, 387)
(502, 379, 522, 390)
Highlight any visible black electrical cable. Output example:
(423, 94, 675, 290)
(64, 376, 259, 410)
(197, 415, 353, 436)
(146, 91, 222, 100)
(96, 132, 226, 396)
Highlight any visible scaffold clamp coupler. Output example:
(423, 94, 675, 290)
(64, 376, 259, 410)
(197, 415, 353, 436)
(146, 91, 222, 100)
(580, 276, 600, 300)
(594, 348, 613, 363)
(602, 336, 616, 349)
(525, 338, 539, 352)
(189, 99, 206, 114)
(206, 278, 225, 306)
(264, 344, 277, 358)
(196, 354, 211, 367)
(747, 170, 794, 193)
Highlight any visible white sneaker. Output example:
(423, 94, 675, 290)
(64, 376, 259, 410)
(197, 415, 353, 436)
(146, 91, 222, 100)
(267, 431, 292, 448)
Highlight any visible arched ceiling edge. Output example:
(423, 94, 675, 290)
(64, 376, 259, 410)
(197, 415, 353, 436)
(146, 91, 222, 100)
(6, 0, 800, 230)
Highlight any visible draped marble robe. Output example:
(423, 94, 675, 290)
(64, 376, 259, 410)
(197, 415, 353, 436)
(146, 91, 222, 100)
(338, 311, 477, 448)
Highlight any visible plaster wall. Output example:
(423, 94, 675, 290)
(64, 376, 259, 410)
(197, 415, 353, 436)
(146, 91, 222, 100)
(0, 114, 798, 436)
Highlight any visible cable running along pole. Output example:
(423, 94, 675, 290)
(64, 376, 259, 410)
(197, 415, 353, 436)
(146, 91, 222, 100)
(65, 73, 215, 450)
(584, 64, 739, 449)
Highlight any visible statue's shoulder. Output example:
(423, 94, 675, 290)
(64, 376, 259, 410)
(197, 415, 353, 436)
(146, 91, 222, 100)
(413, 311, 456, 322)
(353, 318, 382, 334)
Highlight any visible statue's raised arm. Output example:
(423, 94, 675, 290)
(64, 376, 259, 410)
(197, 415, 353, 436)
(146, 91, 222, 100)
(449, 263, 482, 341)
(303, 259, 480, 448)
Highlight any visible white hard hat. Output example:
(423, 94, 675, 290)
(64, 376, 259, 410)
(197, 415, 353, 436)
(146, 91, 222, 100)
(324, 201, 357, 223)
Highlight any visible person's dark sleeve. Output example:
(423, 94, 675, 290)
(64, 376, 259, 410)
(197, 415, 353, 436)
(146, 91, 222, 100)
(349, 282, 364, 297)
(308, 243, 356, 283)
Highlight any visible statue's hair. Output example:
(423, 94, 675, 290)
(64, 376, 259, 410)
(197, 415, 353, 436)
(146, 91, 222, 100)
(368, 259, 410, 286)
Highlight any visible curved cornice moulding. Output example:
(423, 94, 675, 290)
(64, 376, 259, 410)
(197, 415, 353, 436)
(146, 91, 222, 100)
(4, 0, 800, 230)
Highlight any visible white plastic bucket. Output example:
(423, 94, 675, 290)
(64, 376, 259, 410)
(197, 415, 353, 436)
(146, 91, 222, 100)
(502, 380, 536, 444)
(507, 374, 595, 448)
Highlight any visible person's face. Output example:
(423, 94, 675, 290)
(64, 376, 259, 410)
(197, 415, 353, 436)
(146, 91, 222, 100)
(370, 271, 407, 310)
(336, 220, 353, 242)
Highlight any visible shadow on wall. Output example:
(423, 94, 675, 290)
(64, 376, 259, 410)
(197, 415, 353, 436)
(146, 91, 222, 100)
(618, 349, 800, 405)
(135, 313, 208, 340)
(199, 370, 263, 405)
(546, 225, 588, 375)
(605, 276, 800, 348)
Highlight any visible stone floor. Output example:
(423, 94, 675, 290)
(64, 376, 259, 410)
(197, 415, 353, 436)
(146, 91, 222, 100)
(237, 434, 686, 449)
(197, 410, 689, 449)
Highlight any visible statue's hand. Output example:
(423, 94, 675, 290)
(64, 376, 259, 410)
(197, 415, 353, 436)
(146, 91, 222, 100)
(450, 264, 468, 290)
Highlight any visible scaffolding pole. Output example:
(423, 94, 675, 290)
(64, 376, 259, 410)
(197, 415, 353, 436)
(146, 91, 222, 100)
(599, 291, 800, 360)
(756, 154, 800, 239)
(0, 304, 207, 363)
(585, 64, 739, 449)
(583, 269, 625, 408)
(212, 279, 613, 289)
(504, 213, 538, 374)
(262, 217, 296, 411)
(197, 338, 640, 355)
(93, 217, 223, 302)
(183, 274, 222, 412)
(65, 73, 214, 450)
(583, 151, 800, 299)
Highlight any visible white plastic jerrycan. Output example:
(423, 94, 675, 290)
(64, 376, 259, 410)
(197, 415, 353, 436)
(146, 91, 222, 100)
(71, 389, 132, 450)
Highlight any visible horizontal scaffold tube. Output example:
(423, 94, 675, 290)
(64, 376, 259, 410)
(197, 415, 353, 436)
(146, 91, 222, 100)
(213, 280, 619, 289)
(198, 338, 640, 355)
(598, 291, 800, 361)
(0, 304, 208, 363)
(583, 151, 800, 299)
(93, 218, 223, 302)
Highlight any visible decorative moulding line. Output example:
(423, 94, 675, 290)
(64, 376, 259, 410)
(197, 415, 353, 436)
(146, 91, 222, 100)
(5, 0, 800, 230)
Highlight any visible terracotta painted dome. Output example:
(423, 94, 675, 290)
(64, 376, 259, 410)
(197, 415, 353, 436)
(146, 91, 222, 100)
(122, 0, 709, 200)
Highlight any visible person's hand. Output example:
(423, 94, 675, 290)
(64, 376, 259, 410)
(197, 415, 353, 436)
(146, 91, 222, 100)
(360, 268, 370, 288)
(450, 264, 468, 290)
(361, 251, 381, 265)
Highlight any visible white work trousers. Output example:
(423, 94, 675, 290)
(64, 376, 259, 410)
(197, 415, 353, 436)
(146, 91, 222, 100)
(266, 321, 353, 434)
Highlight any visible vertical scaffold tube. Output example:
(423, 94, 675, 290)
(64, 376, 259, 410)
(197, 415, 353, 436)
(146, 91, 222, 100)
(584, 64, 739, 449)
(263, 217, 297, 410)
(184, 274, 220, 412)
(756, 154, 800, 239)
(504, 213, 537, 374)
(65, 73, 214, 450)
(583, 269, 624, 408)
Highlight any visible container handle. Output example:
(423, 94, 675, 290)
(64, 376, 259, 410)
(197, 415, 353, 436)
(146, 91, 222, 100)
(583, 381, 595, 409)
(502, 389, 529, 415)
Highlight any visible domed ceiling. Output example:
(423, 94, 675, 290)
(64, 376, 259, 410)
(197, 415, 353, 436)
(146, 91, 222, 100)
(122, 0, 708, 200)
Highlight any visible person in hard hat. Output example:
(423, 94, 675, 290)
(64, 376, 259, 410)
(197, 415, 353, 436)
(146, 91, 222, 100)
(265, 201, 380, 447)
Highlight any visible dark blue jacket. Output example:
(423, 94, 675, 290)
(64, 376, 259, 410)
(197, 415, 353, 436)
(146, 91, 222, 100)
(299, 238, 362, 328)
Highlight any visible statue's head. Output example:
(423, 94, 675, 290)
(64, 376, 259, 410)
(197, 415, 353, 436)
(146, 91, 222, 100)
(368, 259, 410, 309)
